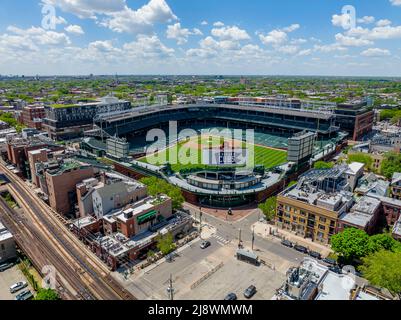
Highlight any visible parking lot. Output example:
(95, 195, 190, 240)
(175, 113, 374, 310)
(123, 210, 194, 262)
(123, 235, 287, 300)
(0, 264, 32, 300)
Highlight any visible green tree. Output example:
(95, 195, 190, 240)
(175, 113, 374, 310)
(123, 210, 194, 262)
(347, 153, 373, 171)
(156, 232, 176, 255)
(359, 250, 401, 295)
(330, 228, 371, 262)
(258, 196, 277, 221)
(368, 233, 401, 253)
(140, 177, 184, 210)
(34, 288, 60, 300)
(313, 161, 335, 170)
(381, 152, 401, 179)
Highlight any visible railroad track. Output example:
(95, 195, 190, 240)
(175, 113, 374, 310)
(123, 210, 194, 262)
(0, 162, 136, 300)
(0, 198, 94, 300)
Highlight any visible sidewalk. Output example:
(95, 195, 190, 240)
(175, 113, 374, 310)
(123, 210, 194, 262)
(253, 221, 333, 257)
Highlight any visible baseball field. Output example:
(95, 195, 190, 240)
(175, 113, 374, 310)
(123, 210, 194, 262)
(138, 135, 288, 173)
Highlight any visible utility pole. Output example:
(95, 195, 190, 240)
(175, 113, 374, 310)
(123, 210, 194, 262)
(199, 207, 203, 239)
(167, 274, 174, 301)
(252, 226, 255, 251)
(238, 228, 242, 249)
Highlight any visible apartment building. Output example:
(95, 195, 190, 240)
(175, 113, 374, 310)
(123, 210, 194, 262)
(45, 160, 95, 216)
(338, 196, 382, 235)
(20, 105, 46, 130)
(276, 165, 357, 244)
(43, 95, 131, 140)
(6, 135, 64, 178)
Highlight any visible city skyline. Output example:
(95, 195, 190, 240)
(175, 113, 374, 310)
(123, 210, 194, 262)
(1, 0, 401, 76)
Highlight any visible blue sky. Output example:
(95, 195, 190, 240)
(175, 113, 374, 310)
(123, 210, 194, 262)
(1, 0, 401, 76)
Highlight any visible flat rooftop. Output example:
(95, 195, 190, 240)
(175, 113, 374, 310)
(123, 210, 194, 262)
(0, 222, 13, 242)
(315, 272, 355, 300)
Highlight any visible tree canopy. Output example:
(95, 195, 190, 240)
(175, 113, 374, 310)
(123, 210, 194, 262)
(258, 196, 277, 221)
(331, 228, 371, 262)
(331, 229, 401, 263)
(34, 288, 60, 300)
(359, 250, 401, 295)
(156, 232, 176, 255)
(140, 177, 184, 210)
(313, 161, 335, 170)
(381, 152, 401, 179)
(347, 153, 372, 171)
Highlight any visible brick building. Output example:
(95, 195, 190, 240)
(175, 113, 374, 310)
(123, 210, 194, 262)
(335, 101, 374, 141)
(20, 105, 46, 130)
(45, 160, 95, 216)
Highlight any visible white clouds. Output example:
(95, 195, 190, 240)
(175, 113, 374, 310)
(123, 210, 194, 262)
(166, 23, 202, 45)
(123, 35, 174, 58)
(345, 25, 401, 41)
(213, 21, 225, 27)
(390, 0, 401, 6)
(201, 21, 208, 26)
(361, 48, 391, 57)
(6, 26, 70, 46)
(276, 45, 299, 54)
(45, 0, 177, 34)
(65, 25, 84, 35)
(335, 33, 373, 47)
(283, 24, 300, 33)
(258, 24, 302, 55)
(357, 16, 375, 24)
(100, 0, 177, 33)
(259, 23, 300, 46)
(259, 29, 287, 45)
(376, 19, 392, 27)
(42, 0, 126, 19)
(211, 26, 250, 41)
(332, 13, 352, 29)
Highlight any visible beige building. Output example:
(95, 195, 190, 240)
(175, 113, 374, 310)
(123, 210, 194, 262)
(276, 165, 355, 244)
(28, 148, 49, 187)
(76, 173, 148, 218)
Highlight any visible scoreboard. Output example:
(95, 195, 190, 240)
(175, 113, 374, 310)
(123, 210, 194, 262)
(202, 148, 248, 166)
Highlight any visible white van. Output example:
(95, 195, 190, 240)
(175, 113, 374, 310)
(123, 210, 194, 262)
(9, 281, 28, 294)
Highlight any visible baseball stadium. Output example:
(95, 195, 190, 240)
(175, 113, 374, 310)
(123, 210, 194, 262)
(94, 101, 345, 207)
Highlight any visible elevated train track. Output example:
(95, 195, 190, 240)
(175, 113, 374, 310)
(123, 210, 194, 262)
(0, 161, 136, 300)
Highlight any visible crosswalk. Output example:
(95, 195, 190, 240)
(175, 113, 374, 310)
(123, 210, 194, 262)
(212, 233, 231, 246)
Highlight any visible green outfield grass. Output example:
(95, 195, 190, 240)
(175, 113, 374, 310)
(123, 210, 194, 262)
(138, 136, 287, 173)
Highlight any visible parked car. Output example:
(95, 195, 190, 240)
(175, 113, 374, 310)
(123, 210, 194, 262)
(224, 293, 237, 301)
(309, 251, 322, 260)
(10, 282, 28, 294)
(200, 241, 211, 249)
(322, 258, 337, 266)
(329, 265, 343, 274)
(176, 233, 185, 240)
(294, 245, 308, 254)
(15, 290, 33, 301)
(0, 262, 14, 272)
(281, 240, 293, 248)
(244, 285, 257, 299)
(138, 253, 148, 261)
